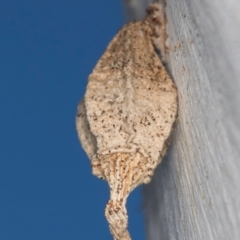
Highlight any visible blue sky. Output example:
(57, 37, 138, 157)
(0, 1, 145, 240)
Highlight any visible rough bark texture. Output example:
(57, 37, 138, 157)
(124, 0, 240, 239)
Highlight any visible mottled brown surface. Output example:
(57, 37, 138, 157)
(76, 3, 177, 240)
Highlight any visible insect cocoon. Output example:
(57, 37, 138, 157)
(76, 3, 177, 240)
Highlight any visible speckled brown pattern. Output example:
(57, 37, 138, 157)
(76, 3, 177, 240)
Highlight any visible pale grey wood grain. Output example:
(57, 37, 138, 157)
(124, 0, 240, 239)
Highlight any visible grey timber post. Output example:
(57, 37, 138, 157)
(124, 0, 240, 239)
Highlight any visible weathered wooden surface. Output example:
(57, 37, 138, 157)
(124, 0, 240, 239)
